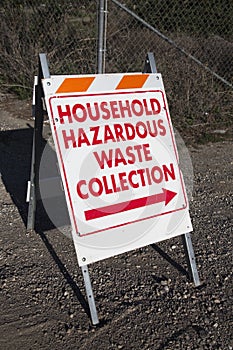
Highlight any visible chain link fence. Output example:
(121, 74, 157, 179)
(0, 0, 98, 98)
(106, 0, 233, 138)
(0, 0, 232, 138)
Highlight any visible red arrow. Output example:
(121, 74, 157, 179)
(85, 188, 177, 221)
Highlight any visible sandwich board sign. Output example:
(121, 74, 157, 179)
(42, 72, 192, 266)
(27, 53, 200, 325)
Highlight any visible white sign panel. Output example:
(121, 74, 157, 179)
(42, 73, 192, 266)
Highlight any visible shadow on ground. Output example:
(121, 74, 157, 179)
(0, 125, 70, 232)
(0, 125, 90, 318)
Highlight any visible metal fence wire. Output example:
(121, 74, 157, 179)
(0, 0, 98, 95)
(0, 0, 232, 134)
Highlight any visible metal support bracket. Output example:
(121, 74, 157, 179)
(81, 265, 99, 325)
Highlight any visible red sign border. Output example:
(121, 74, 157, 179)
(48, 90, 188, 237)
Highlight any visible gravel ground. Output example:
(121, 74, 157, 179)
(0, 96, 232, 350)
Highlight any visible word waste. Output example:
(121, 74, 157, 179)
(54, 95, 176, 200)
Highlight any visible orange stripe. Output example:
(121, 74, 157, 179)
(56, 77, 95, 93)
(116, 74, 149, 90)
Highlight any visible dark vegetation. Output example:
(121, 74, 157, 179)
(132, 0, 233, 38)
(0, 0, 232, 135)
(0, 0, 97, 98)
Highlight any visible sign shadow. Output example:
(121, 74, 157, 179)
(0, 126, 34, 225)
(0, 125, 70, 232)
(0, 124, 91, 319)
(151, 243, 189, 279)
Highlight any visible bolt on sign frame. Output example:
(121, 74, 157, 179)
(27, 52, 200, 325)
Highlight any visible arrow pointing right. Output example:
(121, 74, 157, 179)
(85, 188, 177, 221)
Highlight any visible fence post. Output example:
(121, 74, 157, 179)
(97, 0, 107, 74)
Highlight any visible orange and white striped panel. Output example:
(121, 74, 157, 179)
(42, 73, 163, 96)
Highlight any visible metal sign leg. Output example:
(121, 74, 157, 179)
(143, 52, 157, 73)
(27, 54, 50, 231)
(27, 127, 36, 230)
(81, 265, 99, 325)
(143, 52, 201, 287)
(182, 232, 201, 286)
(27, 82, 43, 230)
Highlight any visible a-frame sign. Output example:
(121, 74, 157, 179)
(27, 53, 200, 325)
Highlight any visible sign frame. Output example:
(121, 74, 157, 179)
(27, 53, 201, 325)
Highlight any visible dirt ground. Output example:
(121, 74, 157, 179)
(0, 94, 232, 350)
